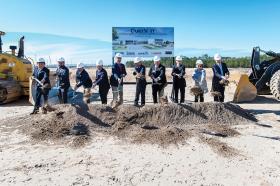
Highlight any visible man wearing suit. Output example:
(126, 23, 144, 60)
(212, 53, 229, 102)
(148, 56, 167, 104)
(133, 57, 147, 106)
(55, 57, 70, 104)
(30, 58, 51, 114)
(171, 56, 186, 103)
(110, 53, 127, 105)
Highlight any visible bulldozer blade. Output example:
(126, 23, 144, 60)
(233, 74, 257, 103)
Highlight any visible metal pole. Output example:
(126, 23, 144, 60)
(0, 35, 2, 53)
(170, 56, 175, 102)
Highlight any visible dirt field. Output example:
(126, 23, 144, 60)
(0, 68, 280, 186)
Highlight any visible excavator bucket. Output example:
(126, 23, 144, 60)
(233, 74, 257, 103)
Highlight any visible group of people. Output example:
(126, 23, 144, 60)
(30, 53, 230, 114)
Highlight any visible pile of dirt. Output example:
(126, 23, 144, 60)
(16, 102, 256, 153)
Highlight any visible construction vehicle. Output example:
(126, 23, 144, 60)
(233, 47, 280, 102)
(0, 31, 33, 104)
(0, 31, 74, 105)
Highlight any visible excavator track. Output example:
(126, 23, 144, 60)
(0, 81, 22, 104)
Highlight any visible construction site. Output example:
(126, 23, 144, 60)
(1, 63, 280, 185)
(1, 1, 280, 185)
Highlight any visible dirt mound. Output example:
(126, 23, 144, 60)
(16, 102, 256, 154)
(199, 135, 238, 157)
(114, 103, 256, 127)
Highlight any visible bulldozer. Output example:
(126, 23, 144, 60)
(0, 31, 76, 105)
(233, 46, 280, 102)
(0, 31, 34, 104)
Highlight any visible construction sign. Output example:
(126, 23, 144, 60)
(112, 27, 174, 57)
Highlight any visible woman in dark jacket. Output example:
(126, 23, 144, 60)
(75, 63, 93, 104)
(92, 59, 110, 104)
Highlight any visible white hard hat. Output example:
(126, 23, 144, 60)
(115, 53, 122, 58)
(153, 56, 160, 62)
(76, 62, 84, 69)
(37, 58, 45, 63)
(96, 59, 103, 66)
(176, 56, 182, 61)
(134, 57, 142, 63)
(196, 59, 203, 65)
(58, 57, 65, 62)
(214, 53, 222, 61)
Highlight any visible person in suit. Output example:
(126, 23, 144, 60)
(74, 63, 93, 104)
(212, 53, 229, 102)
(110, 53, 127, 105)
(148, 56, 167, 104)
(171, 56, 186, 103)
(55, 57, 70, 104)
(92, 59, 110, 104)
(133, 57, 146, 106)
(30, 58, 51, 114)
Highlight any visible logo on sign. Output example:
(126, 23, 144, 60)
(151, 52, 162, 55)
(115, 52, 125, 55)
(138, 52, 149, 55)
(165, 51, 173, 55)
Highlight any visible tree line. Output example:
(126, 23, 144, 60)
(126, 54, 272, 68)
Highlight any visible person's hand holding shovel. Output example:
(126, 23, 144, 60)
(118, 78, 122, 84)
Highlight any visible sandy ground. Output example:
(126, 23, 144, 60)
(0, 68, 280, 186)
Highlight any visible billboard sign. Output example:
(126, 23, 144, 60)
(112, 27, 174, 57)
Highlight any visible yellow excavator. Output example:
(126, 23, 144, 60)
(0, 31, 34, 104)
(0, 31, 73, 105)
(233, 47, 280, 102)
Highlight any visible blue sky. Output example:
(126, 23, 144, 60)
(1, 0, 280, 64)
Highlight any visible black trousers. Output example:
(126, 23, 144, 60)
(134, 81, 146, 105)
(99, 87, 109, 104)
(152, 84, 164, 104)
(213, 86, 225, 102)
(195, 93, 204, 102)
(58, 87, 69, 104)
(35, 87, 49, 109)
(174, 86, 185, 103)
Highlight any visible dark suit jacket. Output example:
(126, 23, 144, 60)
(110, 63, 127, 86)
(56, 66, 70, 88)
(33, 66, 50, 87)
(76, 69, 93, 88)
(212, 62, 229, 91)
(95, 68, 110, 90)
(148, 64, 167, 85)
(172, 64, 186, 88)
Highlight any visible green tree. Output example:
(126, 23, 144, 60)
(112, 28, 119, 41)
